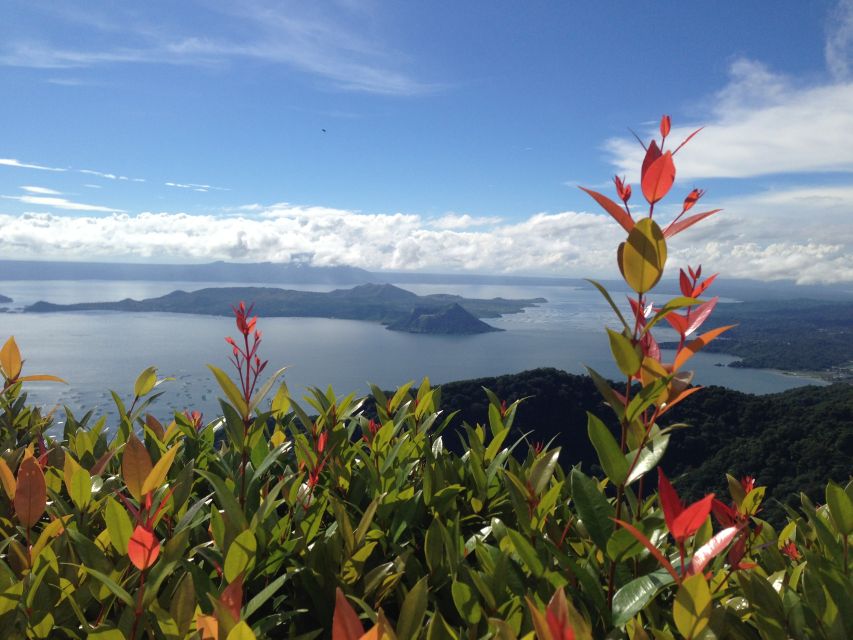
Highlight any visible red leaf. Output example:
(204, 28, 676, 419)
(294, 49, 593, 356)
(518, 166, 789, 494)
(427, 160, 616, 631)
(688, 526, 738, 576)
(711, 499, 737, 528)
(613, 518, 680, 583)
(674, 324, 736, 372)
(692, 273, 718, 298)
(641, 140, 662, 179)
(641, 151, 676, 205)
(672, 126, 704, 155)
(685, 297, 718, 337)
(671, 494, 715, 542)
(660, 115, 671, 139)
(665, 311, 689, 336)
(579, 187, 634, 233)
(14, 456, 46, 529)
(657, 469, 684, 535)
(664, 209, 721, 238)
(128, 525, 160, 570)
(679, 269, 693, 297)
(333, 588, 365, 640)
(220, 574, 243, 623)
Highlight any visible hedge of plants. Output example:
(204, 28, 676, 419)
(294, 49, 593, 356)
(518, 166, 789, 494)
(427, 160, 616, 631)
(0, 117, 850, 639)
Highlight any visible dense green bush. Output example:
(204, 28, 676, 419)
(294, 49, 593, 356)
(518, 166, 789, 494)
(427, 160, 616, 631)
(0, 116, 849, 639)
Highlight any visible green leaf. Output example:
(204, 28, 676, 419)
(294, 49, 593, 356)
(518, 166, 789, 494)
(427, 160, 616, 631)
(104, 496, 133, 555)
(570, 468, 614, 550)
(452, 580, 481, 624)
(586, 279, 630, 331)
(244, 573, 289, 619)
(625, 433, 670, 485)
(396, 576, 429, 640)
(506, 528, 544, 577)
(607, 328, 641, 377)
(585, 366, 625, 421)
(208, 364, 248, 416)
(133, 366, 158, 398)
(587, 413, 628, 485)
(169, 572, 196, 638)
(643, 296, 702, 334)
(826, 481, 853, 535)
(69, 466, 92, 510)
(79, 566, 134, 607)
(224, 529, 257, 583)
(529, 448, 561, 496)
(612, 569, 676, 626)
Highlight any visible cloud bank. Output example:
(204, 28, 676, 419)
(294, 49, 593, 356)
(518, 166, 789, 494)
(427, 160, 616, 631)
(1, 197, 849, 284)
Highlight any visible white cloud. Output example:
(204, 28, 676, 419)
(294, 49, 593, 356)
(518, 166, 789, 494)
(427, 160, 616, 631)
(165, 181, 228, 192)
(20, 186, 62, 195)
(0, 197, 847, 283)
(605, 60, 853, 180)
(1, 195, 123, 213)
(0, 158, 65, 172)
(79, 168, 143, 181)
(429, 213, 504, 230)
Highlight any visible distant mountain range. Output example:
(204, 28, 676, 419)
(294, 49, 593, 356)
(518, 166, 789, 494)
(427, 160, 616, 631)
(25, 283, 545, 334)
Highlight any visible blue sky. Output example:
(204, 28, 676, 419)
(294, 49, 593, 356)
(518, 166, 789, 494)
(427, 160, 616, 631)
(1, 0, 852, 282)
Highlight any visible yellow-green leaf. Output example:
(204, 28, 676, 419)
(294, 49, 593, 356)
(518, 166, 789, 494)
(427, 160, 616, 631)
(673, 574, 711, 639)
(224, 529, 257, 583)
(607, 328, 641, 377)
(134, 366, 158, 398)
(0, 457, 16, 500)
(104, 496, 133, 554)
(141, 443, 181, 496)
(587, 412, 628, 485)
(69, 467, 92, 510)
(619, 218, 667, 294)
(227, 621, 256, 640)
(208, 364, 249, 417)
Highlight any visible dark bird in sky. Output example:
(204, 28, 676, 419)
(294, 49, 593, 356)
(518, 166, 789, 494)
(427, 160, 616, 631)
(321, 129, 326, 133)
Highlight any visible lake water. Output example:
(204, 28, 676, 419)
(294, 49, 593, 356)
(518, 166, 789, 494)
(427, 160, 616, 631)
(0, 279, 826, 430)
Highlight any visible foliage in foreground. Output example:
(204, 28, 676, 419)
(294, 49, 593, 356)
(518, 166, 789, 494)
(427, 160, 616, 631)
(0, 116, 849, 639)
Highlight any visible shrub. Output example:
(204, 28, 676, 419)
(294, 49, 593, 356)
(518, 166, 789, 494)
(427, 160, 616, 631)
(0, 116, 849, 638)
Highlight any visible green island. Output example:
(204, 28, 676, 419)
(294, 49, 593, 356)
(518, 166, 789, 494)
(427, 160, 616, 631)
(24, 283, 545, 335)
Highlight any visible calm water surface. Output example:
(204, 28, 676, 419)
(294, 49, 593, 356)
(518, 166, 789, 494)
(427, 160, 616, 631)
(0, 279, 826, 430)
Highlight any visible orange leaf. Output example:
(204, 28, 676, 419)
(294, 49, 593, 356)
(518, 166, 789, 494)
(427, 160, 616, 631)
(641, 151, 676, 204)
(128, 524, 160, 570)
(673, 325, 736, 372)
(333, 588, 365, 640)
(196, 614, 218, 640)
(0, 337, 22, 380)
(664, 209, 721, 238)
(0, 457, 17, 500)
(14, 456, 46, 529)
(578, 187, 634, 233)
(122, 433, 153, 502)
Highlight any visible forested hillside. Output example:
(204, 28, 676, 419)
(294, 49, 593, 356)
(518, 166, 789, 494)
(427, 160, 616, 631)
(431, 368, 853, 523)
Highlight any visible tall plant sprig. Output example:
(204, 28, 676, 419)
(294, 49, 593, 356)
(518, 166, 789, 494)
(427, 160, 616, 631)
(209, 302, 287, 506)
(580, 115, 733, 607)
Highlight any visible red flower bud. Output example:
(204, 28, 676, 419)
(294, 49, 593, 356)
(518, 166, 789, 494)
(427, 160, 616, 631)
(660, 114, 671, 138)
(683, 188, 705, 212)
(613, 175, 632, 203)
